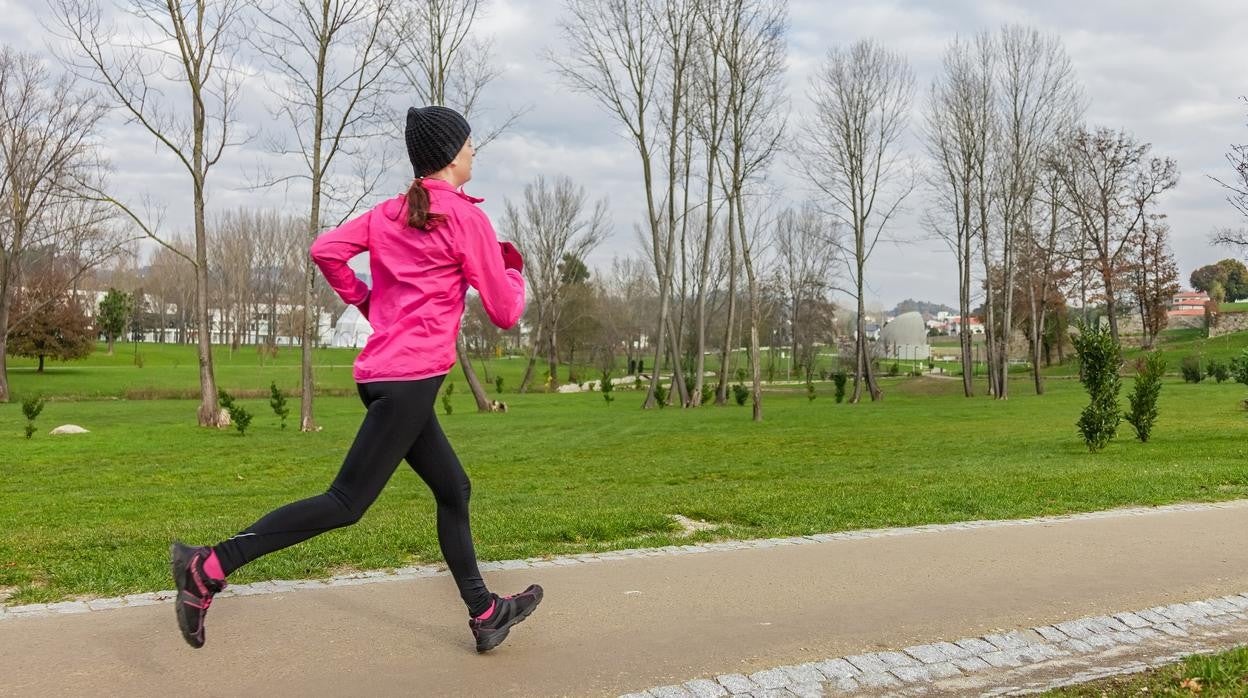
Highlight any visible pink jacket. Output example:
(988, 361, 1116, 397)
(310, 178, 526, 383)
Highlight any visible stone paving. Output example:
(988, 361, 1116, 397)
(619, 593, 1248, 697)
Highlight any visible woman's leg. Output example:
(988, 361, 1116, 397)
(213, 379, 440, 575)
(405, 413, 492, 616)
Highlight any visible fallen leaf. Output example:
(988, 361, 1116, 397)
(1180, 677, 1204, 693)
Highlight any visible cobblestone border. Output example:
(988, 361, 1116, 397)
(2, 499, 1243, 621)
(619, 594, 1248, 697)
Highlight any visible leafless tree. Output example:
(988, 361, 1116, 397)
(805, 40, 915, 403)
(923, 33, 994, 398)
(554, 0, 696, 409)
(251, 0, 393, 430)
(53, 0, 245, 426)
(503, 175, 608, 391)
(1212, 98, 1248, 247)
(1127, 214, 1179, 349)
(0, 48, 119, 403)
(688, 10, 729, 404)
(988, 25, 1082, 398)
(1021, 160, 1077, 394)
(387, 0, 526, 149)
(776, 204, 837, 381)
(209, 209, 259, 351)
(707, 0, 787, 421)
(1053, 126, 1179, 343)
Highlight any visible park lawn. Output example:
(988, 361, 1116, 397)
(6, 342, 573, 401)
(1041, 328, 1248, 378)
(7, 341, 850, 403)
(3, 375, 1248, 604)
(1043, 645, 1248, 696)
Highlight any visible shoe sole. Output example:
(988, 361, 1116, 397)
(170, 543, 205, 649)
(476, 586, 544, 653)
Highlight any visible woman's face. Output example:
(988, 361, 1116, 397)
(450, 137, 475, 185)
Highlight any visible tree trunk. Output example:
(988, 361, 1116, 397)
(959, 228, 974, 397)
(458, 338, 491, 412)
(664, 312, 689, 406)
(715, 196, 738, 406)
(518, 317, 542, 394)
(37, 355, 44, 373)
(546, 317, 559, 388)
(0, 298, 8, 402)
(737, 194, 762, 422)
(194, 194, 221, 428)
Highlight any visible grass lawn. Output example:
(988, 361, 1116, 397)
(1043, 646, 1248, 696)
(3, 372, 1248, 605)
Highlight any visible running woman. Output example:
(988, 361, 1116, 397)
(170, 105, 543, 653)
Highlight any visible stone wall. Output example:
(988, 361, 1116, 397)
(1210, 311, 1248, 337)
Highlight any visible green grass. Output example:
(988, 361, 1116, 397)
(1043, 645, 1248, 696)
(5, 342, 598, 401)
(1221, 302, 1248, 313)
(4, 373, 1248, 604)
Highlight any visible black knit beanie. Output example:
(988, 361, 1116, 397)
(405, 106, 472, 178)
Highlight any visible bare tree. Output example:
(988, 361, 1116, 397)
(53, 0, 245, 426)
(554, 0, 694, 410)
(805, 40, 915, 403)
(988, 25, 1082, 398)
(1127, 214, 1179, 349)
(388, 0, 526, 149)
(1053, 127, 1179, 343)
(0, 48, 119, 403)
(924, 33, 994, 398)
(1020, 160, 1077, 394)
(1212, 98, 1248, 247)
(503, 176, 608, 391)
(706, 0, 787, 422)
(252, 0, 393, 430)
(776, 204, 836, 381)
(688, 2, 729, 405)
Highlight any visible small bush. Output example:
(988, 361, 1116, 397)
(1125, 353, 1166, 443)
(1181, 355, 1204, 383)
(442, 382, 455, 416)
(269, 382, 289, 430)
(1210, 360, 1231, 383)
(701, 383, 714, 405)
(735, 368, 746, 382)
(1071, 322, 1122, 452)
(888, 361, 900, 377)
(21, 395, 44, 439)
(806, 381, 817, 402)
(1232, 350, 1248, 386)
(600, 370, 615, 405)
(832, 372, 847, 403)
(494, 375, 504, 394)
(217, 389, 252, 435)
(1213, 359, 1233, 382)
(654, 381, 668, 408)
(732, 383, 749, 406)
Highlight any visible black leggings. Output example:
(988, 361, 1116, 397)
(212, 377, 491, 616)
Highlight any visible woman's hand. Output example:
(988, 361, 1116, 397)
(499, 241, 524, 273)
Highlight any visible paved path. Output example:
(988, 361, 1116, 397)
(3, 501, 1248, 697)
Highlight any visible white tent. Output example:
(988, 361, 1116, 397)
(878, 311, 930, 360)
(331, 305, 373, 348)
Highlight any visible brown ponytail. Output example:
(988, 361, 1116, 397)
(405, 179, 447, 230)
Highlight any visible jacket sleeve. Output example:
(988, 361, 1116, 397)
(456, 210, 526, 329)
(310, 209, 371, 306)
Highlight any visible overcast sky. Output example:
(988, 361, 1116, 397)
(4, 0, 1245, 309)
